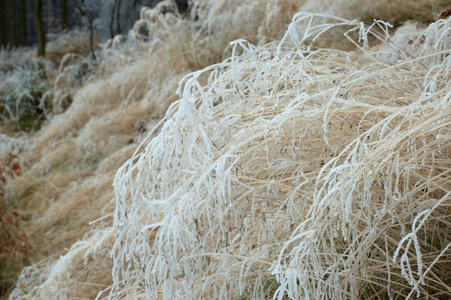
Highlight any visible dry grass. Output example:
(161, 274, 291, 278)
(46, 29, 99, 67)
(0, 48, 33, 74)
(4, 0, 451, 299)
(5, 1, 304, 299)
(112, 13, 451, 299)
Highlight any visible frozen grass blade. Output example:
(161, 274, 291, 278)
(112, 12, 451, 299)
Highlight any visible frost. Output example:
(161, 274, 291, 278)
(111, 12, 451, 299)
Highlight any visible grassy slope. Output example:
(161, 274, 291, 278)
(2, 0, 450, 299)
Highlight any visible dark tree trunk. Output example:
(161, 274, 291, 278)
(11, 0, 19, 47)
(116, 0, 122, 35)
(61, 0, 68, 29)
(109, 0, 117, 39)
(89, 20, 96, 60)
(0, 0, 8, 47)
(20, 0, 28, 46)
(33, 0, 46, 57)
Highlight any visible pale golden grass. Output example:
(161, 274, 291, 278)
(0, 48, 34, 73)
(300, 0, 447, 24)
(295, 0, 451, 49)
(6, 1, 451, 299)
(111, 14, 451, 299)
(46, 29, 99, 66)
(11, 228, 115, 299)
(6, 1, 306, 298)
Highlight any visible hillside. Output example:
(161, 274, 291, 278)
(1, 0, 451, 299)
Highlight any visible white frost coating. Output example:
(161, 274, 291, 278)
(112, 13, 451, 299)
(0, 133, 29, 157)
(11, 228, 114, 300)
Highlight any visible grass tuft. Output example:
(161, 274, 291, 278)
(111, 13, 451, 299)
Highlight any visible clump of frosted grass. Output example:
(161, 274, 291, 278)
(0, 63, 49, 125)
(8, 2, 307, 299)
(112, 12, 451, 299)
(10, 228, 115, 299)
(0, 133, 28, 158)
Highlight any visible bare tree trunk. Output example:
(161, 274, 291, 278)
(20, 0, 28, 46)
(89, 20, 96, 60)
(0, 0, 8, 47)
(109, 0, 117, 39)
(61, 0, 68, 29)
(11, 0, 19, 47)
(116, 0, 122, 35)
(33, 0, 46, 57)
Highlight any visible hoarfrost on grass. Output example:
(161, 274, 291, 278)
(111, 12, 451, 299)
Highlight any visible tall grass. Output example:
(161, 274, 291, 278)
(111, 13, 451, 299)
(7, 1, 305, 299)
(6, 1, 451, 299)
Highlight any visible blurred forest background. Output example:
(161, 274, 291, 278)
(0, 0, 188, 50)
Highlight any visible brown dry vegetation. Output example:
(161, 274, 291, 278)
(1, 0, 451, 299)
